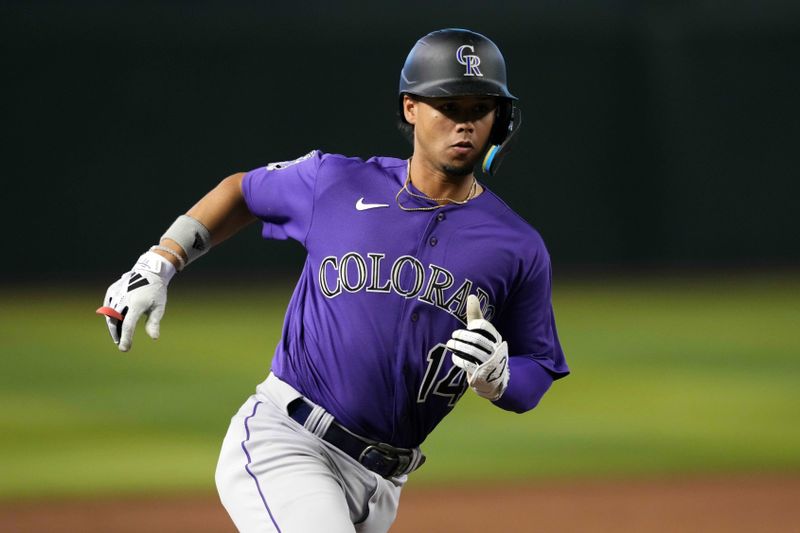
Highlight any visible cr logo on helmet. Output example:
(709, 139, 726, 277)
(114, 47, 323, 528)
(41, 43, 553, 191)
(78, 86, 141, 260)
(456, 45, 483, 77)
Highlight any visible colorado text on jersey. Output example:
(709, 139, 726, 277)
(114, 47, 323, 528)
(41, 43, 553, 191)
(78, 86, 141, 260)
(318, 251, 495, 324)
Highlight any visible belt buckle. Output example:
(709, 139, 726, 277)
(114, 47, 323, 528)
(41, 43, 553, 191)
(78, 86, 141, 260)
(359, 443, 410, 478)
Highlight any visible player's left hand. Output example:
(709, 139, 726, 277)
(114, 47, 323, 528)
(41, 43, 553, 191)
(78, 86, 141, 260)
(447, 294, 510, 401)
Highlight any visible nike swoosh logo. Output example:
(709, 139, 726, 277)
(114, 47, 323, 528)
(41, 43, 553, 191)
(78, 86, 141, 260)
(356, 197, 390, 211)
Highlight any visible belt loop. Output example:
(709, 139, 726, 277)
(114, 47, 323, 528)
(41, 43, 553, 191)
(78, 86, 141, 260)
(408, 448, 426, 474)
(305, 405, 335, 438)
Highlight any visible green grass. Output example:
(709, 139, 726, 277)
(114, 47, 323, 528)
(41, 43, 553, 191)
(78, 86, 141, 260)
(1, 273, 799, 499)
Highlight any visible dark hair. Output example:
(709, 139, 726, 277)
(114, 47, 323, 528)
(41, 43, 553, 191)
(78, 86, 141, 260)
(397, 93, 414, 144)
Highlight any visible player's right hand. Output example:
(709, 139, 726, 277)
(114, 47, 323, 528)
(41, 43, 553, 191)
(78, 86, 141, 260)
(97, 251, 176, 352)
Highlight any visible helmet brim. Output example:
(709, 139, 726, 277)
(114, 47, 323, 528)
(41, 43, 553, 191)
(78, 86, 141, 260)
(401, 78, 517, 101)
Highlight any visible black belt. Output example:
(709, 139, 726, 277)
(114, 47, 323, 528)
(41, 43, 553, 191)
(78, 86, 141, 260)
(287, 398, 423, 478)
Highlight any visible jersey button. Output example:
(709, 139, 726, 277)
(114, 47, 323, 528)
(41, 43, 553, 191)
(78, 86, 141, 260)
(436, 213, 445, 222)
(429, 236, 438, 246)
(411, 312, 419, 322)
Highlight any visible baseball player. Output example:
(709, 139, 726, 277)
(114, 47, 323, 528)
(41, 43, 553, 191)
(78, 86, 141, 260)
(98, 28, 569, 532)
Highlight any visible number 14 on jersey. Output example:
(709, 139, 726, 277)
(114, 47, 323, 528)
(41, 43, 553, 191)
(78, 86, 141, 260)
(417, 344, 468, 407)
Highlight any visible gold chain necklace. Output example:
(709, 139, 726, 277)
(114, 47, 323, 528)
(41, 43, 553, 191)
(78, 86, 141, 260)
(396, 161, 478, 212)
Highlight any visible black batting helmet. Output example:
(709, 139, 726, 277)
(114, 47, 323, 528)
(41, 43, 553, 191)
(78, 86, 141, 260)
(398, 28, 522, 175)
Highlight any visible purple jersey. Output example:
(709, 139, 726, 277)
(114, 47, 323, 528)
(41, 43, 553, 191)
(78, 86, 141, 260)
(242, 151, 569, 448)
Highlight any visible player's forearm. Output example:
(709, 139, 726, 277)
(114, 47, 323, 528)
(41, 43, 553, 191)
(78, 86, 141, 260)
(491, 357, 554, 413)
(185, 172, 256, 246)
(155, 172, 256, 266)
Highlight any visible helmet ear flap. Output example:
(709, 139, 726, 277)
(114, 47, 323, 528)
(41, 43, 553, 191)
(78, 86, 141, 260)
(489, 100, 513, 145)
(482, 104, 522, 176)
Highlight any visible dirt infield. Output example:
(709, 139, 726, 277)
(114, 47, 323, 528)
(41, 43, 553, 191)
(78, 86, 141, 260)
(3, 475, 798, 532)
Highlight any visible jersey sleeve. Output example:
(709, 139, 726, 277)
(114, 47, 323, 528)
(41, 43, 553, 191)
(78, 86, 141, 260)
(241, 150, 322, 243)
(495, 246, 570, 379)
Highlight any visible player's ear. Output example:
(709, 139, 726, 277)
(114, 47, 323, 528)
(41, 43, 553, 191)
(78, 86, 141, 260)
(403, 95, 417, 125)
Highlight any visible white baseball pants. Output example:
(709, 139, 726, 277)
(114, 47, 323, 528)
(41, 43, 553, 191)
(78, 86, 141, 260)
(215, 373, 405, 533)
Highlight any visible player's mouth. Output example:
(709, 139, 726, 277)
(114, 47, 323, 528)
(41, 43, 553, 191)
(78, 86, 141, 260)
(450, 141, 474, 155)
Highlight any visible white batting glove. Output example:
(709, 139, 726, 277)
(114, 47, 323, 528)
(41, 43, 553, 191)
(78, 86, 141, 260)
(96, 252, 176, 352)
(447, 295, 510, 401)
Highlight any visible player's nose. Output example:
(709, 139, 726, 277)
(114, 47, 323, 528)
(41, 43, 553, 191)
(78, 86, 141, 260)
(455, 120, 475, 133)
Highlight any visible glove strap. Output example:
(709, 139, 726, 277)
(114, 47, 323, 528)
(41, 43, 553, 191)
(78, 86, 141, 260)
(135, 251, 177, 282)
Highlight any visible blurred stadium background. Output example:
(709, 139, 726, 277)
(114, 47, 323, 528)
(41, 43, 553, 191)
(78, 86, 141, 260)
(2, 1, 799, 531)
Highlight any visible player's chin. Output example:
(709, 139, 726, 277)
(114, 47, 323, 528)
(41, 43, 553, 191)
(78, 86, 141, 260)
(442, 155, 480, 177)
(442, 163, 473, 177)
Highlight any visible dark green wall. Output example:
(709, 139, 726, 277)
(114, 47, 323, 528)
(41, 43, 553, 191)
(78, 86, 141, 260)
(4, 2, 799, 279)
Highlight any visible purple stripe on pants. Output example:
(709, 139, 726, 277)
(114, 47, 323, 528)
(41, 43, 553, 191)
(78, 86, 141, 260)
(241, 400, 282, 532)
